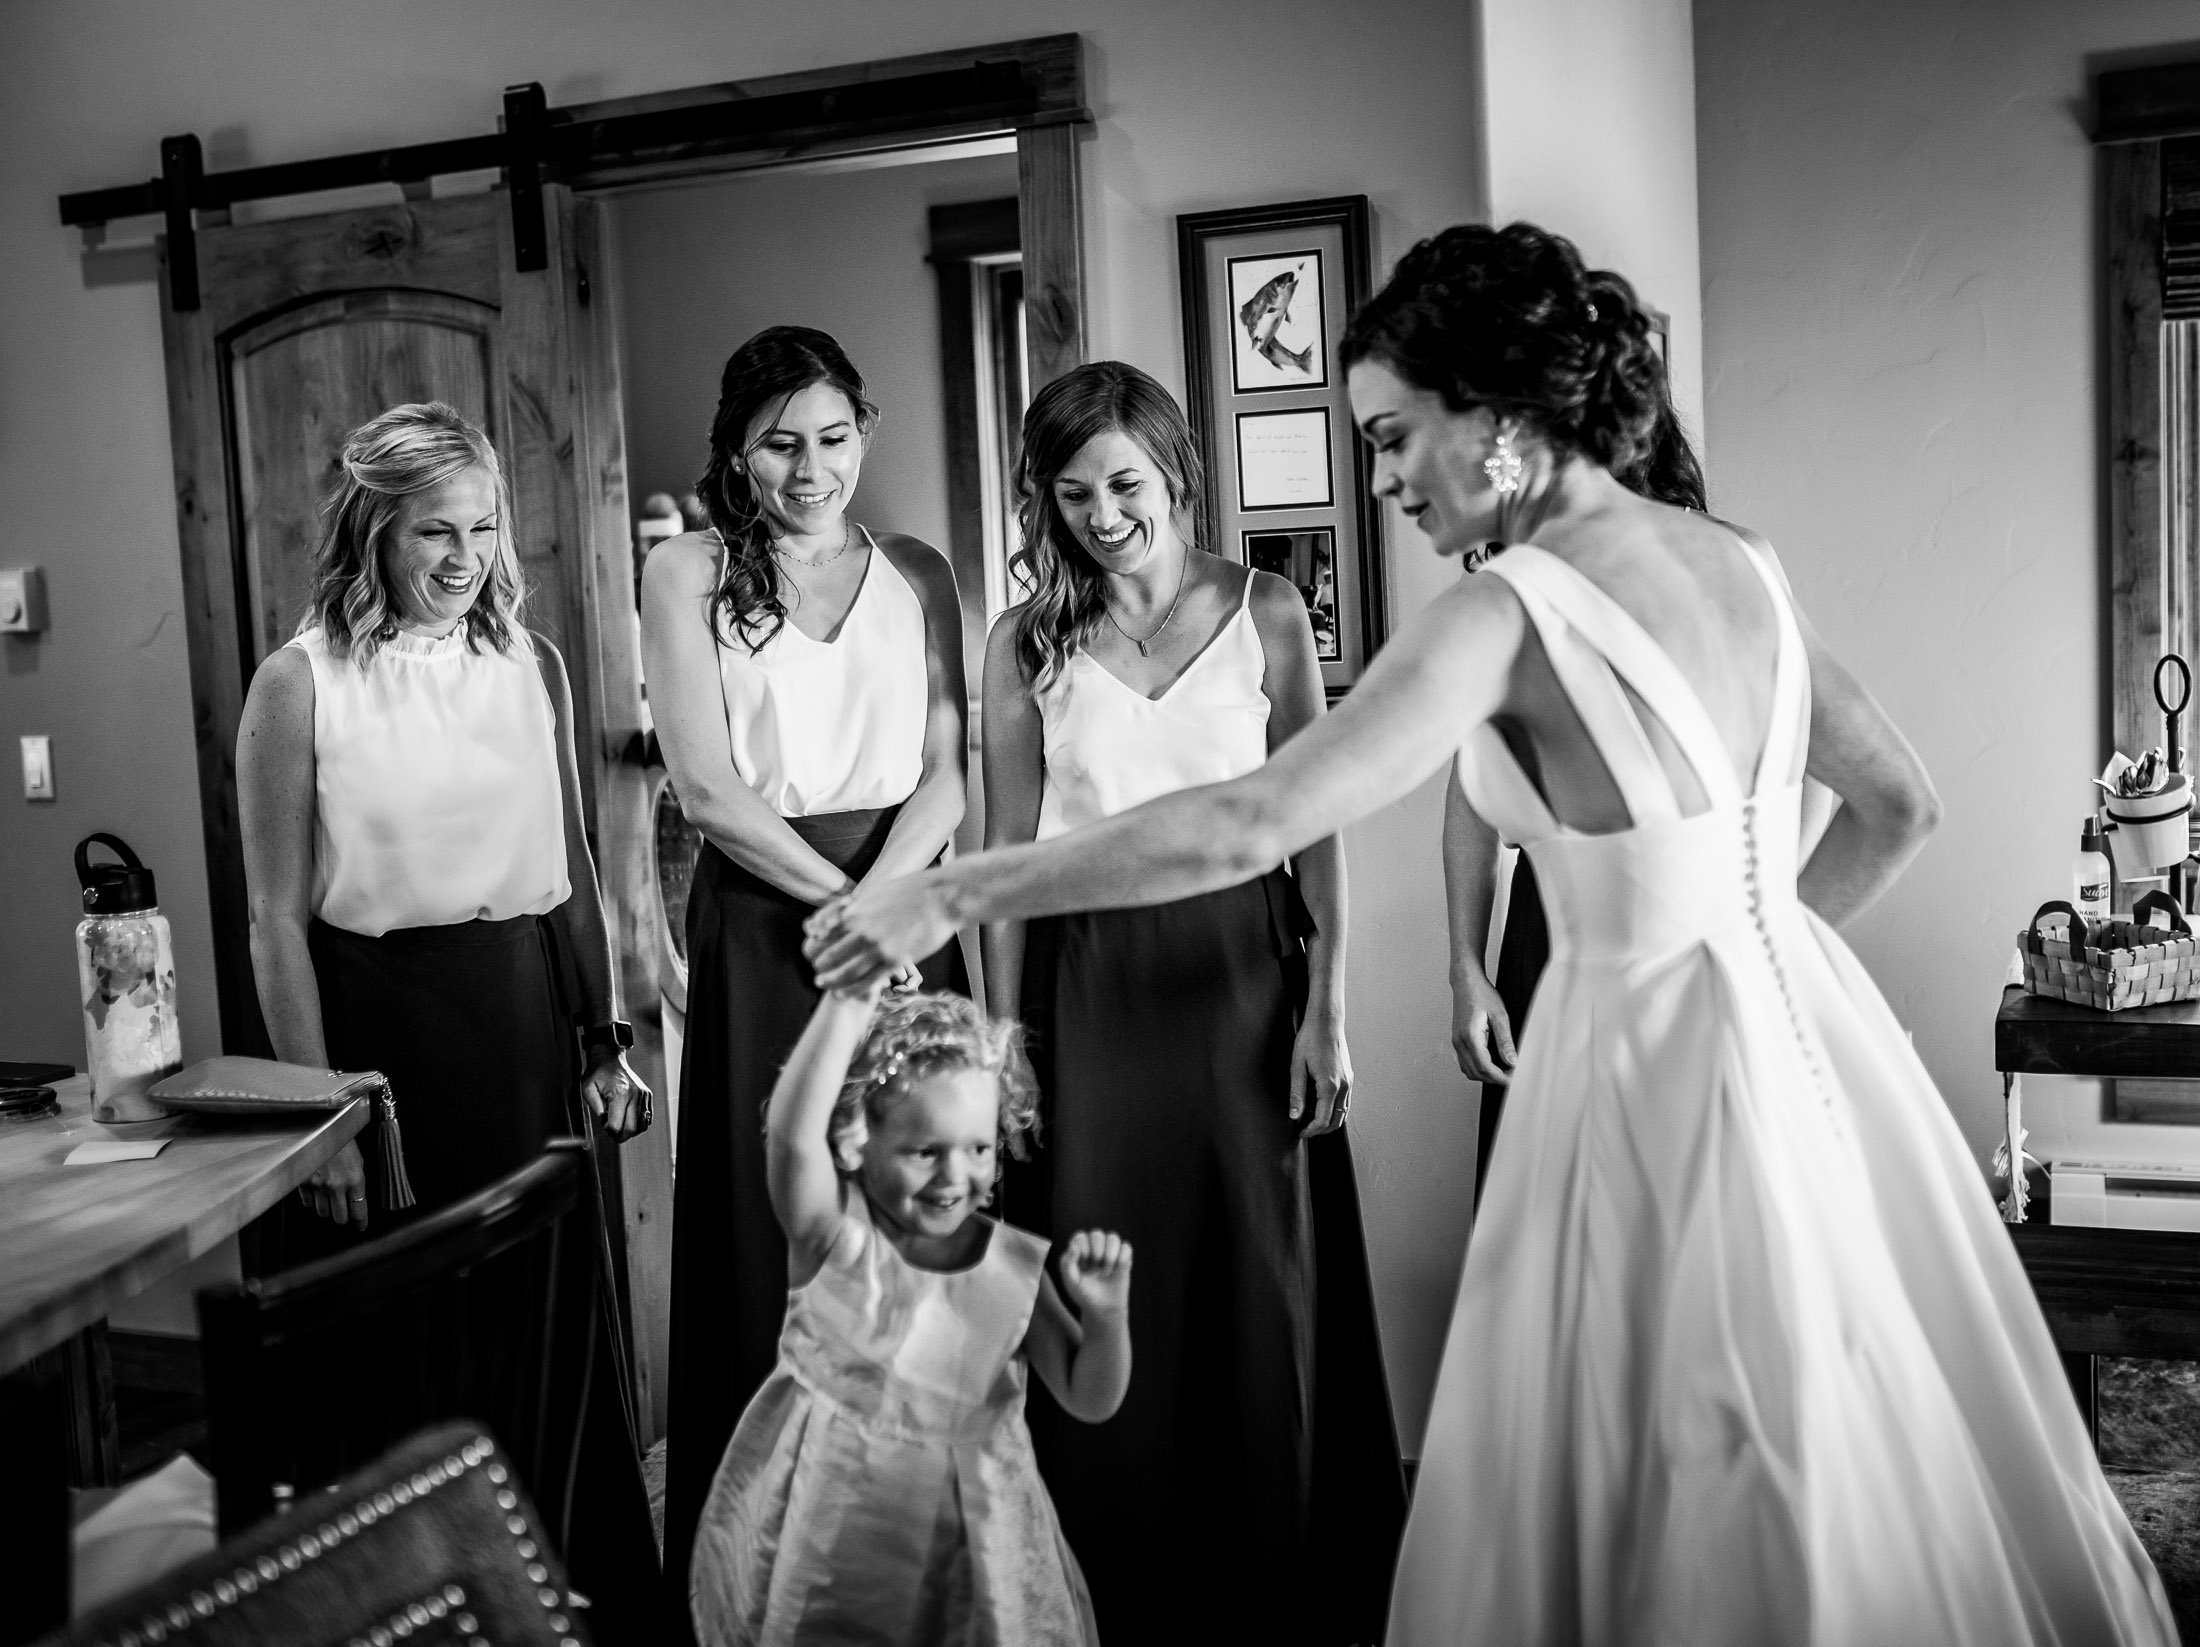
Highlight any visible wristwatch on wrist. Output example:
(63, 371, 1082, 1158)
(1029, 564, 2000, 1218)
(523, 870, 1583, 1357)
(577, 1019, 634, 1056)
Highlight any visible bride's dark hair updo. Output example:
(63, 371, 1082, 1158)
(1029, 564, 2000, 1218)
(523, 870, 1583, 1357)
(1340, 221, 1681, 488)
(697, 325, 879, 653)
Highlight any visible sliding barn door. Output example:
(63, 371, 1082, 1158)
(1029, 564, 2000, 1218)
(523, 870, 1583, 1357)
(156, 186, 675, 1438)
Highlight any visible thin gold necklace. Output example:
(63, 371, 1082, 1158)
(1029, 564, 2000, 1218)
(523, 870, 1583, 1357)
(1104, 552, 1189, 657)
(774, 517, 854, 568)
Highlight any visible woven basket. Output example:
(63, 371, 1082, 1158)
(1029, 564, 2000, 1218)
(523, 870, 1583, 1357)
(2020, 891, 2200, 1011)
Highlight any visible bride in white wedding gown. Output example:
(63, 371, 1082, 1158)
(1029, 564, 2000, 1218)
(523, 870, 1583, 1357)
(805, 222, 2175, 1646)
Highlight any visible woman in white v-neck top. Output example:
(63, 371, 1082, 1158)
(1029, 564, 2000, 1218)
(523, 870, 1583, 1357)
(1033, 571, 1271, 838)
(639, 326, 971, 1622)
(714, 520, 928, 817)
(975, 361, 1405, 1646)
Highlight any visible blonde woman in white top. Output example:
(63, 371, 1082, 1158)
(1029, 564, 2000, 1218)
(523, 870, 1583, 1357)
(973, 361, 1404, 1646)
(638, 327, 970, 1609)
(234, 401, 659, 1634)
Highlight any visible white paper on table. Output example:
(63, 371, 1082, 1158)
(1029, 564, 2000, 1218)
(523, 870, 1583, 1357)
(64, 1138, 170, 1165)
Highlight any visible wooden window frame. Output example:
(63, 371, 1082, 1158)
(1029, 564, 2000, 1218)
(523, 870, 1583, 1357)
(2099, 62, 2200, 760)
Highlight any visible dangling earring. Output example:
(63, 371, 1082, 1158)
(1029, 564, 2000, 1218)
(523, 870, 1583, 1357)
(1482, 426, 1524, 496)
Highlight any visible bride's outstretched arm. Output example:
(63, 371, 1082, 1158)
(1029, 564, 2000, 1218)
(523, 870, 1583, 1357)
(807, 577, 1526, 990)
(1793, 605, 1943, 927)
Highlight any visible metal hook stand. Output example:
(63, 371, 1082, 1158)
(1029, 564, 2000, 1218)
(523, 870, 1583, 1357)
(2158, 653, 2192, 909)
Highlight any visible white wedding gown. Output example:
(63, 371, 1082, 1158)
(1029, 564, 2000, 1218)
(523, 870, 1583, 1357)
(1388, 540, 2175, 1646)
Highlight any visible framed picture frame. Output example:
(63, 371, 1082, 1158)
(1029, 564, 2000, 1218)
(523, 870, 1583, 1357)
(1179, 195, 1384, 698)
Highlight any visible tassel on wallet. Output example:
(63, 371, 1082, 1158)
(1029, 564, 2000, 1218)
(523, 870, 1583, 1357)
(374, 1086, 417, 1211)
(148, 1055, 418, 1212)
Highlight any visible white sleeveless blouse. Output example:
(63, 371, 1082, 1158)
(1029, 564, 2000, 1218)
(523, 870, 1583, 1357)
(715, 529, 929, 818)
(1035, 575, 1271, 840)
(289, 625, 570, 937)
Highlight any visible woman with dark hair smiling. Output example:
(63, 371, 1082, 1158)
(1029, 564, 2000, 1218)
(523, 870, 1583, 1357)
(642, 326, 971, 1615)
(977, 360, 1403, 1645)
(808, 229, 2174, 1643)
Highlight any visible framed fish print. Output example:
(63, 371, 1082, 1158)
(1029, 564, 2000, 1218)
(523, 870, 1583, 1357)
(1228, 251, 1328, 394)
(1179, 195, 1385, 698)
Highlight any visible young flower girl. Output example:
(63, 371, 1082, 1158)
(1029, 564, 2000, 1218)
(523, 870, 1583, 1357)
(689, 984, 1133, 1645)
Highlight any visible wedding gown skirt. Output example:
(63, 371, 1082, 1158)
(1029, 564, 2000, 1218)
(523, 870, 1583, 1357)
(1388, 543, 2173, 1646)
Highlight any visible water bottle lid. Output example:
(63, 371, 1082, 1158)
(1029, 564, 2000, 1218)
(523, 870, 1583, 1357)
(75, 832, 157, 914)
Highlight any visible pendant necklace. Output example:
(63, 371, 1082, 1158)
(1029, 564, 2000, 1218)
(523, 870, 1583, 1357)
(1104, 553, 1189, 657)
(774, 517, 853, 569)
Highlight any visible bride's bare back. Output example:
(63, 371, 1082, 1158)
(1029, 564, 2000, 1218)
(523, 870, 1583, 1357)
(1488, 496, 1789, 835)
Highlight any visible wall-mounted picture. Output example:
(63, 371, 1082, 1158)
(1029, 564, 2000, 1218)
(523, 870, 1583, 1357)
(1179, 194, 1384, 698)
(1236, 408, 1333, 511)
(1245, 528, 1340, 662)
(1228, 250, 1327, 394)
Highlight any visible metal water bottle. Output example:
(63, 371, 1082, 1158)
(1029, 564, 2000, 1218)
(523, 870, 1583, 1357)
(73, 833, 183, 1123)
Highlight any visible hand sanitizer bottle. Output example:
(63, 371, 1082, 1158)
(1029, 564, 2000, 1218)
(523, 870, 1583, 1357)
(2073, 814, 2112, 924)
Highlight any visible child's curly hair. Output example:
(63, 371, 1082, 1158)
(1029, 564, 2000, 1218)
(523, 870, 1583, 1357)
(827, 991, 1040, 1170)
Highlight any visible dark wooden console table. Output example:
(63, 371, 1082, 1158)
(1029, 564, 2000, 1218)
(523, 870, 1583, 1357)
(1994, 985, 2200, 1440)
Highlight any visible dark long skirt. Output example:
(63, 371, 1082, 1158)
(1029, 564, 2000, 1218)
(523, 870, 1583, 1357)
(1007, 870, 1406, 1647)
(1475, 851, 1552, 1209)
(275, 913, 662, 1640)
(663, 807, 968, 1629)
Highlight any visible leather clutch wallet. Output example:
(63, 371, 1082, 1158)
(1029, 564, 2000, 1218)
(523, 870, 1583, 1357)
(150, 1055, 387, 1116)
(49, 1422, 593, 1647)
(148, 1056, 416, 1210)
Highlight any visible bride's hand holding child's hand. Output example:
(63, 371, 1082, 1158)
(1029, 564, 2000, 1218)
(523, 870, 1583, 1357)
(1058, 1231, 1133, 1319)
(805, 876, 958, 994)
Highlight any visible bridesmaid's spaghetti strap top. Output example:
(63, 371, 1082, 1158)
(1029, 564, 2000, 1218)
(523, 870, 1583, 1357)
(1035, 571, 1270, 841)
(288, 625, 569, 937)
(714, 527, 929, 818)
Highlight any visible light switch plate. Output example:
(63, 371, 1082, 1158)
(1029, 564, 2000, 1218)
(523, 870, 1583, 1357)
(0, 567, 47, 634)
(21, 735, 53, 801)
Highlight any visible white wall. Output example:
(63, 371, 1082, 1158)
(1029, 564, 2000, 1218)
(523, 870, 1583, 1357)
(615, 151, 1020, 552)
(0, 0, 1482, 1446)
(1482, 0, 1704, 438)
(1693, 0, 2200, 1167)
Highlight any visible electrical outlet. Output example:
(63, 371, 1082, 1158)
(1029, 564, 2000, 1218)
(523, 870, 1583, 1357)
(21, 736, 53, 801)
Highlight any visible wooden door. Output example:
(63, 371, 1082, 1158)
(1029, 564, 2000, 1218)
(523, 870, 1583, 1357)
(157, 187, 676, 1439)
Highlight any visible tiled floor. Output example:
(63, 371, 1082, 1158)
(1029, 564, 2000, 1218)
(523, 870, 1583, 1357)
(2102, 1358, 2200, 1638)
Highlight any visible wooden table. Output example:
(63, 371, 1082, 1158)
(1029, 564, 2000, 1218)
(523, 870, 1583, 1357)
(1993, 985, 2200, 1222)
(0, 1074, 368, 1464)
(1994, 985, 2200, 1439)
(0, 1075, 366, 1641)
(1, 1075, 367, 1374)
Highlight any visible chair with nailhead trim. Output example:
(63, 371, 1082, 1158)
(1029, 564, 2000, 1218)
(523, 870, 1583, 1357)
(186, 1141, 661, 1639)
(40, 1422, 590, 1647)
(196, 1143, 599, 1538)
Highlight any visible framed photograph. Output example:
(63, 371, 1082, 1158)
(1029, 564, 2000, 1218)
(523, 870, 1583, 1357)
(1244, 528, 1340, 662)
(1228, 251, 1328, 394)
(1180, 195, 1384, 698)
(1236, 408, 1333, 510)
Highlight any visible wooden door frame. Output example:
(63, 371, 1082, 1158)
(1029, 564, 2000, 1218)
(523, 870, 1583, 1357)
(556, 36, 1089, 385)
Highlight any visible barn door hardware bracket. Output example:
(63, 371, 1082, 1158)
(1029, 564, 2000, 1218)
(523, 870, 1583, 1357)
(57, 52, 1064, 311)
(158, 133, 204, 310)
(503, 83, 549, 273)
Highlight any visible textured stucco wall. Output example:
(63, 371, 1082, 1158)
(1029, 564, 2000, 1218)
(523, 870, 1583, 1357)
(1694, 0, 2200, 1167)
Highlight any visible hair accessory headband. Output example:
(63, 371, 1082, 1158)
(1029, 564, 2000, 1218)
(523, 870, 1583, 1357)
(864, 1049, 910, 1098)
